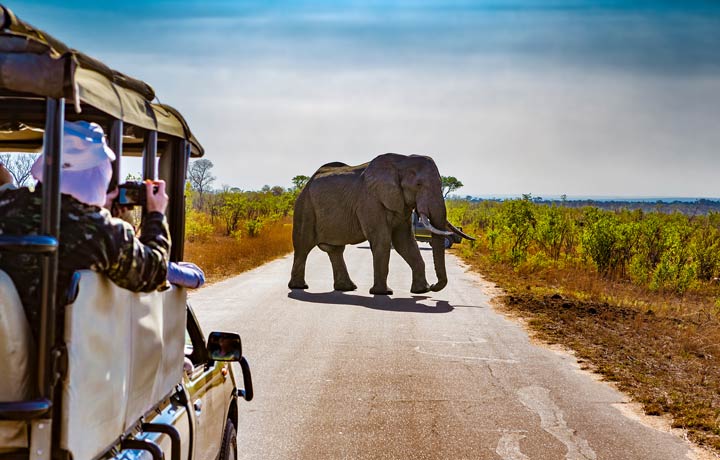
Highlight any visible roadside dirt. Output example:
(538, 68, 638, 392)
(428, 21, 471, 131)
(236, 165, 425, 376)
(487, 287, 720, 454)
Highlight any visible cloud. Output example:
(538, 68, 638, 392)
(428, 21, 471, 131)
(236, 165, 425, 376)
(10, 0, 720, 196)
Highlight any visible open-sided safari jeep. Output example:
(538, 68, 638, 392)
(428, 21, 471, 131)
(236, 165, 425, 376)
(0, 6, 252, 460)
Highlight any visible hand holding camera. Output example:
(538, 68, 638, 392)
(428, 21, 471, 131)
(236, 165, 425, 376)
(146, 180, 168, 214)
(117, 180, 168, 214)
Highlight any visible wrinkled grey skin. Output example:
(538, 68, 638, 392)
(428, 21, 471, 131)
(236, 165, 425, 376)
(289, 153, 453, 295)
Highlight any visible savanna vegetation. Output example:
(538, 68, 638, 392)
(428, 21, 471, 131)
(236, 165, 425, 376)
(180, 159, 720, 451)
(448, 195, 720, 451)
(8, 146, 716, 448)
(183, 159, 303, 282)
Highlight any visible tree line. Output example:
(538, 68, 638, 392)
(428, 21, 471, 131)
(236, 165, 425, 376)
(185, 159, 303, 241)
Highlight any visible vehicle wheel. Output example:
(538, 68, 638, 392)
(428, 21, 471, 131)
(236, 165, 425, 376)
(444, 237, 453, 249)
(218, 420, 237, 460)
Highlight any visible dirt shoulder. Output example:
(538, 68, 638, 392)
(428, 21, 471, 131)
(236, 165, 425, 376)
(459, 252, 720, 454)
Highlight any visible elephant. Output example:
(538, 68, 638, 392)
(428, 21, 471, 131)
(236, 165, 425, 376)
(288, 153, 474, 295)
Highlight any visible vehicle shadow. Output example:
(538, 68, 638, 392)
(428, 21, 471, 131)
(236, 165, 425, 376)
(287, 290, 454, 313)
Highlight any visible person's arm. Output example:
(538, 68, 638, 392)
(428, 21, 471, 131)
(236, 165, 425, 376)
(94, 180, 171, 292)
(98, 211, 170, 292)
(168, 261, 206, 288)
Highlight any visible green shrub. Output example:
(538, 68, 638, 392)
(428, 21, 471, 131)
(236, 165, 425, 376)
(185, 209, 214, 243)
(503, 196, 537, 264)
(448, 198, 720, 295)
(245, 218, 264, 237)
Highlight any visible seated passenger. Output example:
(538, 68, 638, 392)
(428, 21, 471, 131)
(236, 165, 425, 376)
(0, 121, 170, 337)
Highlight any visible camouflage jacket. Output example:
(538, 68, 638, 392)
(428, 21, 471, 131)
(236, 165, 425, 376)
(0, 187, 170, 337)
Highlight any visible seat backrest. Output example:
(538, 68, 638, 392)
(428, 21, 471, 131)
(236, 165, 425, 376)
(60, 270, 186, 460)
(0, 269, 33, 451)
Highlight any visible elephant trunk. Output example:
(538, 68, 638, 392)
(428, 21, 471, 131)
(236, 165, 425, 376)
(418, 195, 448, 292)
(429, 234, 448, 291)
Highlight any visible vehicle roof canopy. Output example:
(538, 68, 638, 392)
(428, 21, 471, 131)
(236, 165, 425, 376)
(0, 5, 204, 157)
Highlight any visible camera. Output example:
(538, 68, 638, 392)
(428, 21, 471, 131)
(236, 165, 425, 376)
(117, 181, 157, 207)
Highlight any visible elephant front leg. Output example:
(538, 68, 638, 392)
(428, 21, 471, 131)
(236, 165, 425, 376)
(369, 240, 393, 295)
(392, 227, 430, 294)
(318, 243, 357, 291)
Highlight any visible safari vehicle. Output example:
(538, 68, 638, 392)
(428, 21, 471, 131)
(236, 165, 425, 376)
(0, 5, 252, 460)
(412, 211, 463, 249)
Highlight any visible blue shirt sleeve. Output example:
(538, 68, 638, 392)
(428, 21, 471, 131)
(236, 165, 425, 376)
(167, 261, 206, 288)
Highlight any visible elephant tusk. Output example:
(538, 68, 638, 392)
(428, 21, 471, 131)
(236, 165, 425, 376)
(447, 222, 476, 241)
(420, 213, 454, 236)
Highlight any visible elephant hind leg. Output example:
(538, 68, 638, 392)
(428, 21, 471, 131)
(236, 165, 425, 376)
(318, 243, 357, 291)
(289, 246, 312, 289)
(289, 193, 315, 289)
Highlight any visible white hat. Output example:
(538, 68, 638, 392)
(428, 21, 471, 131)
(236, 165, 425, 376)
(31, 120, 116, 207)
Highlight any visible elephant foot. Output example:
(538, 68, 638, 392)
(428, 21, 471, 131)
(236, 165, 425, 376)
(334, 280, 357, 292)
(370, 286, 393, 295)
(410, 282, 430, 294)
(288, 280, 309, 290)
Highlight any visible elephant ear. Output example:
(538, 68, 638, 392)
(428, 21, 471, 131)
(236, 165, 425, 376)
(363, 154, 406, 213)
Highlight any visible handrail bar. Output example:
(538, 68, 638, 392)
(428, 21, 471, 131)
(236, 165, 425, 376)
(0, 399, 52, 421)
(0, 235, 58, 254)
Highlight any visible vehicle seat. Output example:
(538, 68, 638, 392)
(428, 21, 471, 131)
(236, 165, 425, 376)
(0, 269, 34, 452)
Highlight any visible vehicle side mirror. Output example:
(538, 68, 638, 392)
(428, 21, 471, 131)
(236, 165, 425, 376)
(207, 331, 242, 362)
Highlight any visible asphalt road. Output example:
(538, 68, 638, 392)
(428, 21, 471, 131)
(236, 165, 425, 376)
(190, 245, 708, 460)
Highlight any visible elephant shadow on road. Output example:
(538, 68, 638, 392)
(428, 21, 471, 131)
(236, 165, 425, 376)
(287, 290, 454, 313)
(356, 245, 433, 251)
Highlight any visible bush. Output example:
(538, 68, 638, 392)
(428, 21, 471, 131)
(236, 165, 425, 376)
(185, 209, 214, 243)
(245, 218, 264, 237)
(447, 197, 720, 296)
(502, 196, 536, 264)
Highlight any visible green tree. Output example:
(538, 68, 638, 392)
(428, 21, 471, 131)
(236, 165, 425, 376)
(441, 176, 464, 198)
(503, 195, 536, 264)
(292, 175, 310, 190)
(220, 191, 247, 236)
(535, 205, 572, 261)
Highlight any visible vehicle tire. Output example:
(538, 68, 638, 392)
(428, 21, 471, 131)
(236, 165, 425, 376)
(218, 420, 237, 460)
(444, 237, 453, 249)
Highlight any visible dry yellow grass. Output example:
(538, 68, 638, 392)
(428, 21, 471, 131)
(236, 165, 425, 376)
(185, 218, 293, 283)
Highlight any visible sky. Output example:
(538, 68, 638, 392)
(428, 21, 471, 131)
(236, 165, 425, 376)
(8, 0, 720, 198)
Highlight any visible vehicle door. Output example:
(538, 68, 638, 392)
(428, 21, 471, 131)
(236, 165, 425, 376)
(112, 393, 194, 460)
(184, 308, 231, 460)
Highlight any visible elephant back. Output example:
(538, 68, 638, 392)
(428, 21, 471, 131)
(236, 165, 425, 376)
(311, 161, 367, 180)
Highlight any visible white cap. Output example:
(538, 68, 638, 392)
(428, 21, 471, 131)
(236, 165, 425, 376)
(31, 120, 116, 207)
